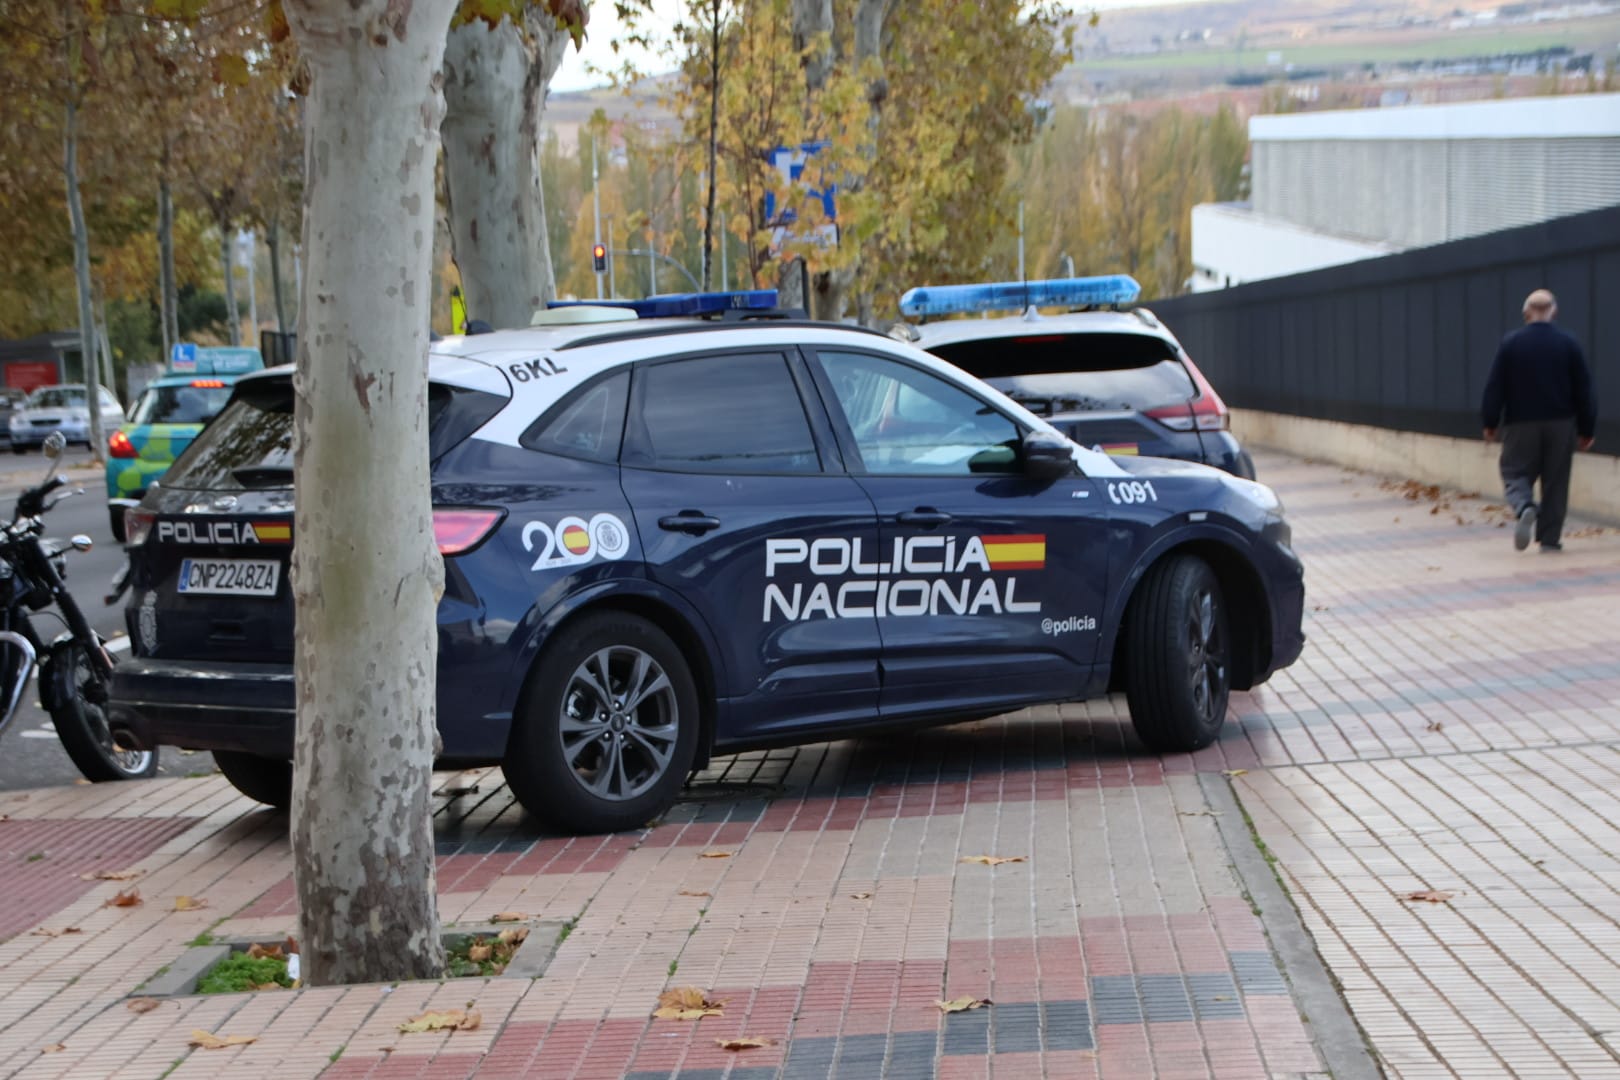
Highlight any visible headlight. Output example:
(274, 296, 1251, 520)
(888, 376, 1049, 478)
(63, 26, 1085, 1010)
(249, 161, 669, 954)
(1224, 475, 1283, 516)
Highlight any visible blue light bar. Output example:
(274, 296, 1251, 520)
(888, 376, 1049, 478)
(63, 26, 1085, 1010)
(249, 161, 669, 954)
(549, 289, 780, 319)
(898, 276, 1141, 318)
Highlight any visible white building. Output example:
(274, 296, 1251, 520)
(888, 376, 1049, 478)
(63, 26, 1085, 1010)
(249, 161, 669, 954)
(1188, 93, 1620, 292)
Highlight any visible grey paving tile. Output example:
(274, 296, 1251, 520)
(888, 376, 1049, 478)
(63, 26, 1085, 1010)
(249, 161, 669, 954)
(1042, 1000, 1095, 1051)
(1090, 974, 1143, 1026)
(1230, 950, 1290, 995)
(991, 1001, 1042, 1054)
(1188, 972, 1246, 1020)
(1138, 973, 1195, 1023)
(940, 1005, 990, 1055)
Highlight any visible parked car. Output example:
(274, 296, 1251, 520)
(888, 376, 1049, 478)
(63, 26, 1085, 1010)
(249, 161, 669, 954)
(900, 277, 1257, 479)
(109, 290, 1304, 833)
(106, 348, 264, 541)
(8, 384, 125, 453)
(0, 389, 28, 446)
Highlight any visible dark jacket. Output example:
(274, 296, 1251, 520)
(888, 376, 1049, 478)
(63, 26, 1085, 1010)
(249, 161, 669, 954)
(1481, 321, 1596, 438)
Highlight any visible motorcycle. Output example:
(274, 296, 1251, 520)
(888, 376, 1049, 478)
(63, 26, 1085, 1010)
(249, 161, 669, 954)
(0, 432, 154, 780)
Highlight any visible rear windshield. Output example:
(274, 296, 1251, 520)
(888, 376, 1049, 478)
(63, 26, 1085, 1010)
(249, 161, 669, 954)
(161, 376, 507, 491)
(928, 332, 1195, 413)
(130, 384, 234, 425)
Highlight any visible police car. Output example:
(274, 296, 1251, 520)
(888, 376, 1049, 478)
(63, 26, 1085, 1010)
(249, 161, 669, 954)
(899, 276, 1256, 478)
(108, 289, 1303, 834)
(106, 347, 264, 542)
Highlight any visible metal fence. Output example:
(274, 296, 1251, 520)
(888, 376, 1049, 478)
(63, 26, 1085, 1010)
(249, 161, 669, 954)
(1149, 204, 1618, 452)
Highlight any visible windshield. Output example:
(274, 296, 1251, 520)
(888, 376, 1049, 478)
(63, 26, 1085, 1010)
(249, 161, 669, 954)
(26, 388, 86, 410)
(928, 332, 1195, 413)
(129, 384, 234, 425)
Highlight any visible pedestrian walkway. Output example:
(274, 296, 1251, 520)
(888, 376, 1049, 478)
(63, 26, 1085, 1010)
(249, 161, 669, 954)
(1, 451, 1617, 1080)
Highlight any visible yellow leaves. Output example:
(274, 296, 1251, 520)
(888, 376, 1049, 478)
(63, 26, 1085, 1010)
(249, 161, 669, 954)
(489, 912, 528, 923)
(850, 892, 873, 901)
(468, 943, 493, 964)
(698, 850, 734, 859)
(936, 997, 992, 1013)
(1222, 769, 1249, 778)
(212, 55, 251, 88)
(40, 1043, 66, 1054)
(496, 927, 529, 947)
(81, 868, 141, 881)
(245, 944, 284, 961)
(398, 1009, 481, 1034)
(1403, 890, 1455, 904)
(716, 1036, 775, 1050)
(188, 1030, 258, 1049)
(172, 895, 207, 912)
(958, 855, 1026, 867)
(678, 890, 712, 898)
(653, 987, 726, 1021)
(106, 888, 141, 908)
(30, 926, 82, 937)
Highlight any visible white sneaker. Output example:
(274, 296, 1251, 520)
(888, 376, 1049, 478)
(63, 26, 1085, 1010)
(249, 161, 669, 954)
(1514, 506, 1537, 551)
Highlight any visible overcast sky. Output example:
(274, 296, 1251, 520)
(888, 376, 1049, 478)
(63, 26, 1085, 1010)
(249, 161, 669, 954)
(551, 0, 1216, 93)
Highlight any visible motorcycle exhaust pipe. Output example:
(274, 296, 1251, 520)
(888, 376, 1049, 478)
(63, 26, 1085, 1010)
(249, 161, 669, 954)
(0, 631, 37, 739)
(106, 704, 150, 754)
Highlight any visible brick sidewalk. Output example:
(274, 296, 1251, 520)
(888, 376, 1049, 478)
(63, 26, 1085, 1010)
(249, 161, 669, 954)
(1, 451, 1616, 1080)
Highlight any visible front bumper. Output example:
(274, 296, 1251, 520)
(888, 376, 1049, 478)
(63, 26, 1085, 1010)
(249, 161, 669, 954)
(109, 656, 294, 757)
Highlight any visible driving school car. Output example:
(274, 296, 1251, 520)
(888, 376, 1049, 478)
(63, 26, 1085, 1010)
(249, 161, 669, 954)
(108, 290, 1304, 834)
(105, 347, 264, 542)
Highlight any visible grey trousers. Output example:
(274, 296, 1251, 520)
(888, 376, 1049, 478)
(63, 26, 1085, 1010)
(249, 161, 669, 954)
(1500, 418, 1577, 545)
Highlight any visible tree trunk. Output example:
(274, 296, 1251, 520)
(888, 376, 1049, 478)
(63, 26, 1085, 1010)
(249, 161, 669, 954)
(441, 9, 570, 331)
(283, 0, 457, 987)
(218, 210, 240, 346)
(94, 298, 118, 405)
(791, 0, 835, 92)
(64, 95, 104, 465)
(702, 0, 721, 290)
(267, 216, 288, 334)
(158, 150, 179, 362)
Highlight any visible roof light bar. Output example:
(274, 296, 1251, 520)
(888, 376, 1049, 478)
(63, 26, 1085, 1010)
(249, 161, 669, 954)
(898, 276, 1141, 319)
(549, 289, 780, 319)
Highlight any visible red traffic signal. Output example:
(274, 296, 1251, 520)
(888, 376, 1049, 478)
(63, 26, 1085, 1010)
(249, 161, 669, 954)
(592, 243, 606, 273)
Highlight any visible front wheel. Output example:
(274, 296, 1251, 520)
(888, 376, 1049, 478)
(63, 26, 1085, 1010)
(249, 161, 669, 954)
(49, 642, 156, 781)
(504, 612, 699, 834)
(1123, 555, 1232, 753)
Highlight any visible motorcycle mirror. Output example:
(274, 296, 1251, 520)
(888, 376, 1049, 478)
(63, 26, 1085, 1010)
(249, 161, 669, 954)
(42, 432, 65, 460)
(70, 534, 93, 553)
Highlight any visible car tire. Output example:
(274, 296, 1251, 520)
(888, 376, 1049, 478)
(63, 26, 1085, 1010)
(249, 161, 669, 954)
(1123, 554, 1230, 753)
(505, 612, 699, 834)
(11, 446, 24, 455)
(214, 750, 292, 809)
(108, 506, 127, 544)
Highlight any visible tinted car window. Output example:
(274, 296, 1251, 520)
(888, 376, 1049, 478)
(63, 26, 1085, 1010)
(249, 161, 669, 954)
(928, 332, 1195, 414)
(818, 351, 1021, 475)
(633, 354, 820, 474)
(162, 377, 505, 491)
(129, 385, 233, 425)
(523, 371, 628, 462)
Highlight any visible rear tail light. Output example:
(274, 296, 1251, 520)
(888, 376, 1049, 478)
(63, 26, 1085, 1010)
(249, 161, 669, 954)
(433, 508, 504, 556)
(125, 508, 157, 547)
(1146, 356, 1230, 432)
(1144, 403, 1197, 431)
(108, 430, 138, 458)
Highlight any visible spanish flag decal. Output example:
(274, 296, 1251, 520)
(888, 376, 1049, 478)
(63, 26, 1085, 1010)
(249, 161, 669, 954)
(1101, 443, 1139, 456)
(981, 534, 1045, 571)
(252, 521, 293, 543)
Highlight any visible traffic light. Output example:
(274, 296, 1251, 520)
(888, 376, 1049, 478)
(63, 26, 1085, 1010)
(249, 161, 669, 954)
(592, 243, 606, 273)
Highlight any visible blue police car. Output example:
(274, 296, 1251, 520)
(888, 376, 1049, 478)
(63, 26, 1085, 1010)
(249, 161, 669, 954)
(108, 289, 1304, 833)
(901, 276, 1257, 479)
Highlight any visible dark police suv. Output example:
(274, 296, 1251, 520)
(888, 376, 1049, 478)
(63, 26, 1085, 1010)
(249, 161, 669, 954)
(900, 277, 1257, 479)
(109, 289, 1304, 834)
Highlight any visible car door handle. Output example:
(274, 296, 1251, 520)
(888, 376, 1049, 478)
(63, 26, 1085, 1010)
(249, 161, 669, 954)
(896, 508, 953, 527)
(658, 511, 722, 535)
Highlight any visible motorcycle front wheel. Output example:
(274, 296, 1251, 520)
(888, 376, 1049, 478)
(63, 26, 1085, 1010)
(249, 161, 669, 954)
(50, 642, 156, 781)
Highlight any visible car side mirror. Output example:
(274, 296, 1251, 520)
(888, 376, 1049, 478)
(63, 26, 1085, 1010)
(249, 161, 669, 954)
(1021, 430, 1075, 480)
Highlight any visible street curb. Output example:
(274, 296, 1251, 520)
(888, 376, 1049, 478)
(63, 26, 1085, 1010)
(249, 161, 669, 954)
(1199, 771, 1386, 1080)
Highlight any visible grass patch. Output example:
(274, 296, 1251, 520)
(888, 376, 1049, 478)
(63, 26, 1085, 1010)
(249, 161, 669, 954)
(329, 1045, 345, 1064)
(187, 918, 228, 948)
(197, 953, 292, 994)
(25, 853, 44, 862)
(446, 928, 529, 978)
(668, 959, 678, 977)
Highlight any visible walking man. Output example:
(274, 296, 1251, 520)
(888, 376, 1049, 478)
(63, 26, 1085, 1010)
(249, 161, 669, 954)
(1482, 289, 1597, 552)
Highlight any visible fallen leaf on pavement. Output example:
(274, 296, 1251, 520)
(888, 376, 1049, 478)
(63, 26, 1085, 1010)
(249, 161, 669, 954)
(1425, 721, 1444, 732)
(127, 998, 162, 1014)
(678, 890, 711, 897)
(398, 1009, 481, 1034)
(653, 987, 725, 1020)
(172, 895, 207, 911)
(1222, 769, 1248, 778)
(30, 926, 82, 937)
(1402, 889, 1454, 903)
(850, 892, 873, 900)
(80, 869, 141, 881)
(252, 982, 283, 991)
(189, 1030, 259, 1049)
(716, 1036, 775, 1050)
(72, 779, 91, 786)
(246, 944, 285, 961)
(935, 997, 992, 1013)
(468, 943, 493, 963)
(1179, 810, 1222, 818)
(40, 1043, 65, 1054)
(699, 850, 733, 859)
(489, 912, 527, 923)
(958, 855, 1025, 866)
(496, 927, 529, 946)
(106, 888, 141, 908)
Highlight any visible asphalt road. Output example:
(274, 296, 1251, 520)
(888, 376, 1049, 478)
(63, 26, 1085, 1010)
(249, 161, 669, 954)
(0, 447, 214, 791)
